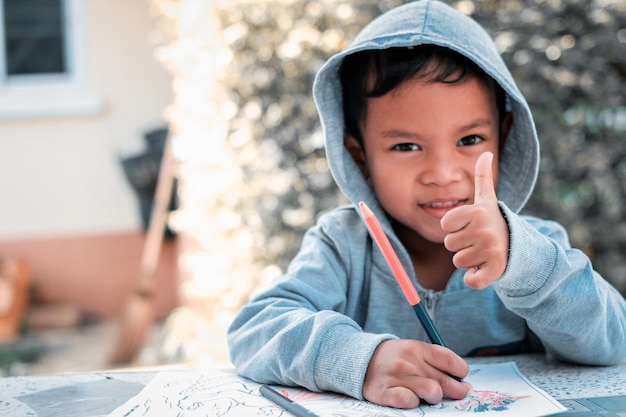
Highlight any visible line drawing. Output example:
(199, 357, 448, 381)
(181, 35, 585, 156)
(425, 391, 529, 413)
(107, 362, 566, 417)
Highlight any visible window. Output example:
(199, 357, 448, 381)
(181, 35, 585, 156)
(0, 0, 103, 119)
(4, 0, 66, 76)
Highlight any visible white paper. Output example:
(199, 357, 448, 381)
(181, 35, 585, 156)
(108, 362, 566, 417)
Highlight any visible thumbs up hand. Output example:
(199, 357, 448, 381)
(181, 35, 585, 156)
(440, 152, 510, 289)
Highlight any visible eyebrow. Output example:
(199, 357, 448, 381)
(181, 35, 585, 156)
(379, 118, 495, 139)
(379, 129, 419, 139)
(458, 118, 494, 131)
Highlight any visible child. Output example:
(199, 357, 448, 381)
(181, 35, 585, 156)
(227, 0, 626, 409)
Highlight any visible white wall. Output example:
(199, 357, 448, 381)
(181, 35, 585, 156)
(0, 0, 173, 239)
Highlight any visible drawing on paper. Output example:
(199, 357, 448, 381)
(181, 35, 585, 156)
(426, 390, 529, 413)
(456, 390, 529, 412)
(166, 376, 285, 417)
(282, 389, 528, 416)
(124, 373, 527, 416)
(282, 388, 424, 416)
(438, 367, 529, 413)
(106, 363, 567, 417)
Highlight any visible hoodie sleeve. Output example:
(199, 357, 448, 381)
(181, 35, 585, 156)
(226, 212, 397, 400)
(493, 203, 626, 365)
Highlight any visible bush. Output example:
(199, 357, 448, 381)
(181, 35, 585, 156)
(218, 0, 626, 294)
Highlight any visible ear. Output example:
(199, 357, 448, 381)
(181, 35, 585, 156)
(498, 112, 514, 154)
(344, 132, 370, 179)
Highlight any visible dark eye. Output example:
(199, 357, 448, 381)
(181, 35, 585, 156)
(393, 143, 421, 152)
(458, 135, 483, 146)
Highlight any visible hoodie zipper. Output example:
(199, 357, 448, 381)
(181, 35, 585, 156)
(420, 288, 438, 320)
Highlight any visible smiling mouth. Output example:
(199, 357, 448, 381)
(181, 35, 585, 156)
(422, 199, 467, 208)
(420, 199, 468, 217)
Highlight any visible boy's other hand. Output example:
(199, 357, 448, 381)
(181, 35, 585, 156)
(363, 339, 471, 409)
(440, 151, 510, 289)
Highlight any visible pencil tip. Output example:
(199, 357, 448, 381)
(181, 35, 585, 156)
(358, 201, 373, 216)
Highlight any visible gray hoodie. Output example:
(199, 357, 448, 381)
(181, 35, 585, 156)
(227, 0, 626, 400)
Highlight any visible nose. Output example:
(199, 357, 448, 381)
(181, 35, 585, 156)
(418, 150, 463, 186)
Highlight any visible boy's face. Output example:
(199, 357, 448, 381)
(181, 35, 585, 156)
(346, 75, 510, 244)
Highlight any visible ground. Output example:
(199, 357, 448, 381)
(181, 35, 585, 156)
(1, 319, 171, 376)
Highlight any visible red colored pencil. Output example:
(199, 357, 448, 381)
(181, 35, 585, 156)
(358, 201, 464, 379)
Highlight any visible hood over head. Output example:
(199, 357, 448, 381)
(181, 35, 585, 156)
(313, 0, 539, 225)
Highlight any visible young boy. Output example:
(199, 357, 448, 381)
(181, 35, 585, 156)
(227, 0, 626, 409)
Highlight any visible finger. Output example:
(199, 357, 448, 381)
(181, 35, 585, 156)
(427, 344, 470, 380)
(474, 151, 497, 203)
(440, 374, 473, 400)
(464, 267, 492, 289)
(418, 380, 445, 406)
(405, 377, 444, 406)
(377, 385, 423, 409)
(444, 224, 474, 252)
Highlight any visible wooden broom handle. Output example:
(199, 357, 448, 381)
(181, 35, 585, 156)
(138, 132, 175, 292)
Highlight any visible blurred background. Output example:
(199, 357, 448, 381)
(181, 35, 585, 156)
(0, 0, 624, 376)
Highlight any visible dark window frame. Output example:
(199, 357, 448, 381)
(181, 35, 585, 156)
(0, 0, 103, 119)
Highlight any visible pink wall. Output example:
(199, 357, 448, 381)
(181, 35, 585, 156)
(0, 232, 179, 321)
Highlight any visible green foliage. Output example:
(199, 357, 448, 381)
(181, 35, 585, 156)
(218, 0, 626, 294)
(470, 0, 626, 294)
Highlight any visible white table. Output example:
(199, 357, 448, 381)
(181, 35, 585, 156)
(2, 354, 625, 416)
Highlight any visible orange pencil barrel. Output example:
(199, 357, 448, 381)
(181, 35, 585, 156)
(359, 201, 420, 306)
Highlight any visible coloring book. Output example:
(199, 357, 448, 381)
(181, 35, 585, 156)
(107, 362, 566, 417)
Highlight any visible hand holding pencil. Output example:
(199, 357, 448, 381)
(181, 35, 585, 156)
(359, 201, 471, 408)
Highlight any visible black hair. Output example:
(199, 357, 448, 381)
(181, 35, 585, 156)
(339, 45, 508, 146)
